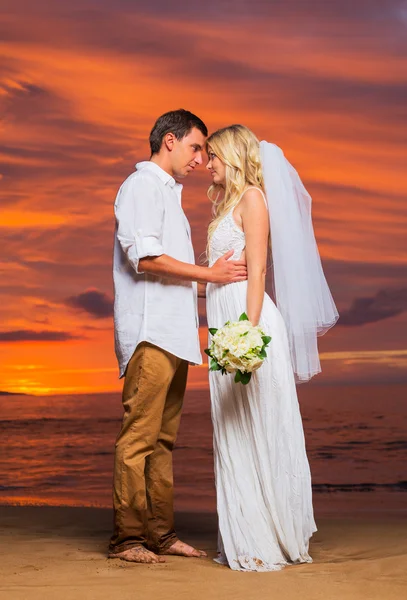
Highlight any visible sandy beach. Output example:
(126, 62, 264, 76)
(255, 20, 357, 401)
(1, 506, 406, 600)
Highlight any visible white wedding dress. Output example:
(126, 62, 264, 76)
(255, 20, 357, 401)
(206, 189, 317, 572)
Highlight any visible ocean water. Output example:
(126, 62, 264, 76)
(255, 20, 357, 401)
(1, 384, 406, 515)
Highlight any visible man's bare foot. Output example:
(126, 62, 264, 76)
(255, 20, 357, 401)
(108, 545, 165, 564)
(160, 539, 207, 558)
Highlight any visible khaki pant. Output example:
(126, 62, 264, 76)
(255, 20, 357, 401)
(109, 342, 188, 553)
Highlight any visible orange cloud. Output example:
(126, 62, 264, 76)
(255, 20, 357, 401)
(0, 0, 406, 394)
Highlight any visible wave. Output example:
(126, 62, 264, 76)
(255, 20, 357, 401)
(313, 481, 407, 492)
(0, 418, 120, 425)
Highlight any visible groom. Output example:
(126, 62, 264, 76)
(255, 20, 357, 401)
(109, 109, 247, 564)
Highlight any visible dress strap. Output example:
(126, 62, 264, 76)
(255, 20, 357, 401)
(238, 186, 268, 209)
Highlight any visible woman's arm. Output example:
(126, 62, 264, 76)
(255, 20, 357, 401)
(239, 188, 269, 326)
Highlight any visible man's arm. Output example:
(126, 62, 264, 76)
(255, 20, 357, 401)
(115, 174, 166, 274)
(138, 251, 246, 284)
(115, 174, 247, 284)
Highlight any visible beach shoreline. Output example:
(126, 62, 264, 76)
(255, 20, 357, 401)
(1, 505, 406, 600)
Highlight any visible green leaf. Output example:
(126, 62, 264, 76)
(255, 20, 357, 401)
(209, 328, 218, 335)
(204, 348, 211, 356)
(239, 312, 249, 321)
(262, 335, 271, 346)
(259, 348, 267, 359)
(240, 372, 252, 385)
(234, 370, 242, 383)
(241, 331, 249, 336)
(222, 349, 229, 358)
(210, 358, 222, 371)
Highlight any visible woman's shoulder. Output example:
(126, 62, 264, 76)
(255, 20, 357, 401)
(238, 187, 268, 210)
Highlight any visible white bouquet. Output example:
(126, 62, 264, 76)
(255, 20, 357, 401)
(205, 313, 271, 385)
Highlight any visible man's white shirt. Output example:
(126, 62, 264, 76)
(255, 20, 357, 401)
(113, 161, 202, 377)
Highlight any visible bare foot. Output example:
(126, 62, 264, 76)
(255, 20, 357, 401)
(160, 539, 207, 558)
(108, 545, 165, 564)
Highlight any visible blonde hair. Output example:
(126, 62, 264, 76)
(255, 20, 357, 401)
(206, 125, 264, 259)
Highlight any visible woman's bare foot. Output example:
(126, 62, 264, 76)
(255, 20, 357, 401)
(108, 545, 165, 564)
(160, 539, 207, 558)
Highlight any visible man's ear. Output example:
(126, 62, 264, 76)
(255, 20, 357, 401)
(163, 132, 176, 152)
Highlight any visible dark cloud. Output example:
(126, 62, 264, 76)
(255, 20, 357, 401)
(65, 288, 113, 318)
(0, 329, 81, 341)
(321, 260, 407, 310)
(4, 0, 406, 27)
(323, 259, 407, 285)
(339, 288, 407, 326)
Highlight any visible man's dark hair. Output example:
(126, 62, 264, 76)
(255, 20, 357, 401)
(149, 109, 208, 155)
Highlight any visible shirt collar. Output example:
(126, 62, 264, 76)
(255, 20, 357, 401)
(135, 161, 181, 189)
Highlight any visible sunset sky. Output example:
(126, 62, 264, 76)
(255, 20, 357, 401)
(1, 0, 406, 395)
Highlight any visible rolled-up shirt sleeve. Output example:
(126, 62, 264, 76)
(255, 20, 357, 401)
(114, 174, 164, 274)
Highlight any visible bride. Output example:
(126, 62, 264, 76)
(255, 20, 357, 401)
(201, 125, 338, 572)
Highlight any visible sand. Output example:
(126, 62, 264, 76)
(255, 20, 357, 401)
(0, 506, 406, 600)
